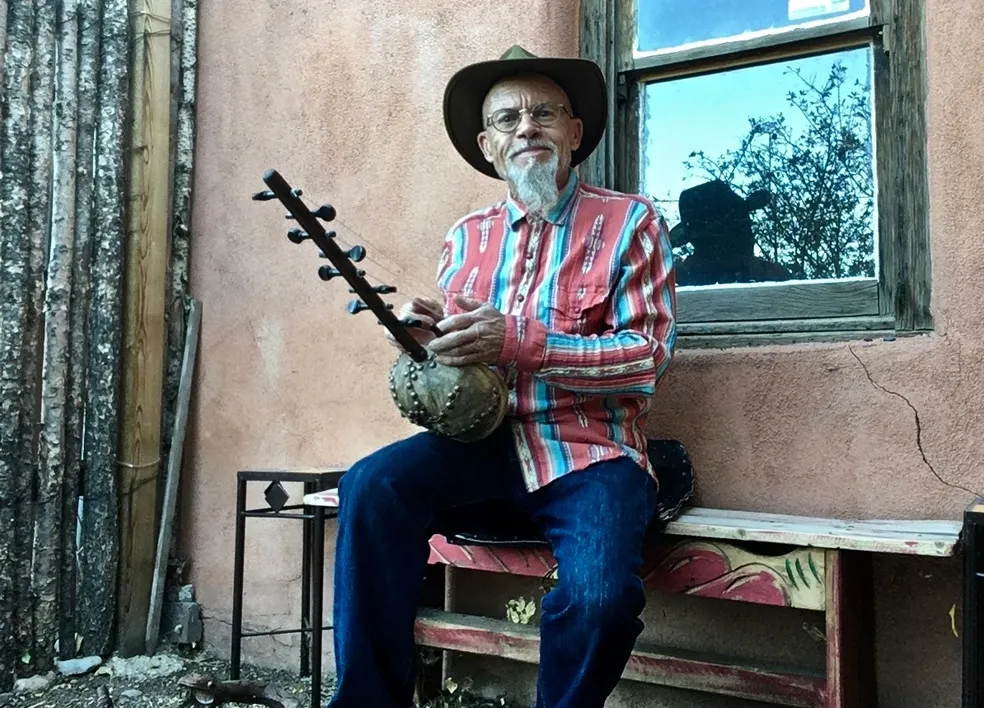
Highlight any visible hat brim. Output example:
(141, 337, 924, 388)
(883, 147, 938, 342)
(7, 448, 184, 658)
(443, 57, 607, 180)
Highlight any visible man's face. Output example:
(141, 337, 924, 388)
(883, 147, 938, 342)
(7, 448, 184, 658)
(477, 74, 583, 187)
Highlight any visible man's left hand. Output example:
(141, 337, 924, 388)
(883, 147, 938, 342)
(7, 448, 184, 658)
(427, 294, 506, 366)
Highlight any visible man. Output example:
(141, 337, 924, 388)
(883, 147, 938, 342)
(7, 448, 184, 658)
(328, 45, 677, 708)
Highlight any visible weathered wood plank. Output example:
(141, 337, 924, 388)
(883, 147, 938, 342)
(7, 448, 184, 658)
(305, 490, 961, 558)
(885, 0, 932, 330)
(146, 299, 201, 654)
(665, 508, 962, 556)
(678, 316, 894, 336)
(678, 329, 896, 351)
(630, 16, 872, 76)
(115, 0, 172, 657)
(414, 609, 826, 707)
(427, 536, 828, 610)
(824, 550, 877, 708)
(578, 0, 613, 188)
(677, 279, 880, 323)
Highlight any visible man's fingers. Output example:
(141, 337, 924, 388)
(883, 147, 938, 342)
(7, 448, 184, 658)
(426, 326, 480, 354)
(412, 296, 444, 320)
(435, 310, 480, 334)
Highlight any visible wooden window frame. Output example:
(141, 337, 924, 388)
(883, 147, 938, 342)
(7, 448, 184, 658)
(579, 0, 932, 349)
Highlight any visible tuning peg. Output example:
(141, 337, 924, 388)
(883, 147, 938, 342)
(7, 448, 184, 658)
(291, 188, 303, 198)
(350, 284, 395, 295)
(348, 299, 391, 315)
(345, 245, 366, 262)
(252, 189, 277, 201)
(313, 204, 337, 221)
(320, 266, 365, 281)
(287, 228, 310, 244)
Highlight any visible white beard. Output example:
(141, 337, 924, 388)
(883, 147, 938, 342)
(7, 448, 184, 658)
(505, 141, 561, 218)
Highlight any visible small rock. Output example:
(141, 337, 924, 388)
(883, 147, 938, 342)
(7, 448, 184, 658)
(0, 692, 12, 706)
(177, 584, 195, 602)
(99, 653, 186, 680)
(56, 655, 103, 676)
(121, 688, 143, 699)
(13, 672, 54, 694)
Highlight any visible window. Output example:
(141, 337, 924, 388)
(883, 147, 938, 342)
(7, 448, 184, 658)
(579, 0, 931, 347)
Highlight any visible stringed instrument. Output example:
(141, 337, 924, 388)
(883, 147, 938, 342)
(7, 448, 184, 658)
(252, 169, 507, 442)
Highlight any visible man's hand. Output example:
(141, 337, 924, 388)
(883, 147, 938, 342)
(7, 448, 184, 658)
(427, 294, 506, 366)
(387, 296, 445, 351)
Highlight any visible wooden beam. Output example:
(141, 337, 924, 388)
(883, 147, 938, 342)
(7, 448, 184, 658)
(677, 279, 880, 323)
(578, 0, 614, 188)
(884, 0, 932, 330)
(629, 17, 874, 77)
(116, 0, 172, 657)
(414, 609, 826, 707)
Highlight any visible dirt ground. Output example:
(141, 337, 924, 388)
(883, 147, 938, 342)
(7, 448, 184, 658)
(0, 647, 517, 708)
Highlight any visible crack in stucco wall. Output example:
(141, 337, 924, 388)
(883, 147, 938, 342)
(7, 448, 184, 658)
(849, 346, 981, 498)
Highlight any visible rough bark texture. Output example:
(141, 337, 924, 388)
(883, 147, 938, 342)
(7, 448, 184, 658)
(16, 0, 57, 676)
(61, 0, 103, 661)
(161, 0, 198, 550)
(34, 0, 80, 671)
(78, 0, 129, 657)
(0, 0, 36, 691)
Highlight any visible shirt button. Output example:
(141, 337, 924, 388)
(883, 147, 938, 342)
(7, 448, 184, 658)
(526, 252, 534, 260)
(516, 294, 525, 302)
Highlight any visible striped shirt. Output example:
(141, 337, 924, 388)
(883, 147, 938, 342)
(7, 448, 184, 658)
(437, 172, 677, 492)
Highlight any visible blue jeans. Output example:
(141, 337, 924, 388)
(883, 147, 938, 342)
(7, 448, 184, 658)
(327, 425, 658, 708)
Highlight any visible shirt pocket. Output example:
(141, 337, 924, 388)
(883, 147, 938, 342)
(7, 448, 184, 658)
(547, 282, 611, 335)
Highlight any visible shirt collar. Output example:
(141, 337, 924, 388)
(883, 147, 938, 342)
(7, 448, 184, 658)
(506, 171, 580, 228)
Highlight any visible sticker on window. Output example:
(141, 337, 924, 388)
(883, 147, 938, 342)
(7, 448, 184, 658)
(788, 0, 850, 21)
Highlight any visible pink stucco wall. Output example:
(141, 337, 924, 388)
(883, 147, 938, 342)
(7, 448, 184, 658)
(181, 0, 981, 703)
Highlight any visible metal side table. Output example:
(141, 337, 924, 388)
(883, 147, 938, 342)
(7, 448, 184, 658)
(230, 468, 344, 708)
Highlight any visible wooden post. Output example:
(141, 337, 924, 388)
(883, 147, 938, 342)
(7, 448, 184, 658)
(0, 0, 36, 689)
(115, 0, 172, 657)
(34, 0, 80, 671)
(78, 0, 130, 657)
(15, 0, 59, 674)
(62, 0, 103, 661)
(161, 0, 199, 552)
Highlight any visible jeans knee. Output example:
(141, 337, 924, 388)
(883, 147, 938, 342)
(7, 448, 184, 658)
(557, 575, 646, 628)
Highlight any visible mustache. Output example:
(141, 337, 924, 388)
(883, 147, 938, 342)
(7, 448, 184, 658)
(508, 139, 557, 159)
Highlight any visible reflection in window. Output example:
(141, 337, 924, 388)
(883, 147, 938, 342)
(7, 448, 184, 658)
(642, 47, 876, 288)
(637, 0, 868, 53)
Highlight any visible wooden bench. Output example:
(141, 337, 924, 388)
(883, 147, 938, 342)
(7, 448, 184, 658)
(303, 444, 972, 708)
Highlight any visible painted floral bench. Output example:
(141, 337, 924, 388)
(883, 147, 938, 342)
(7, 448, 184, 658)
(303, 440, 974, 708)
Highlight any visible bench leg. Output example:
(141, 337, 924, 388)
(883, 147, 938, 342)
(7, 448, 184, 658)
(230, 477, 247, 680)
(310, 505, 325, 708)
(964, 500, 984, 708)
(825, 549, 876, 707)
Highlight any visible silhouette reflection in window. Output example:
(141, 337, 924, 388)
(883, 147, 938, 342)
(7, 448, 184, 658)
(669, 180, 791, 287)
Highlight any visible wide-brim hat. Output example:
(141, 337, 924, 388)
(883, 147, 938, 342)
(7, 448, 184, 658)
(443, 44, 607, 180)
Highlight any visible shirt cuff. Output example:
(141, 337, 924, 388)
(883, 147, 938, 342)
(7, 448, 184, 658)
(498, 315, 547, 371)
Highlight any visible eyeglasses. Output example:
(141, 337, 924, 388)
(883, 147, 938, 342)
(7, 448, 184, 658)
(485, 102, 572, 133)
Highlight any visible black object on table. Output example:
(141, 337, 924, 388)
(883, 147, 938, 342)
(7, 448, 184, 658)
(230, 469, 343, 708)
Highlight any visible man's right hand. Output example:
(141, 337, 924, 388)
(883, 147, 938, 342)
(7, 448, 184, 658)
(387, 296, 445, 351)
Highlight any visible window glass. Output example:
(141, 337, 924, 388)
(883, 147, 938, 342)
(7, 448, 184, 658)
(637, 0, 869, 54)
(641, 47, 876, 287)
